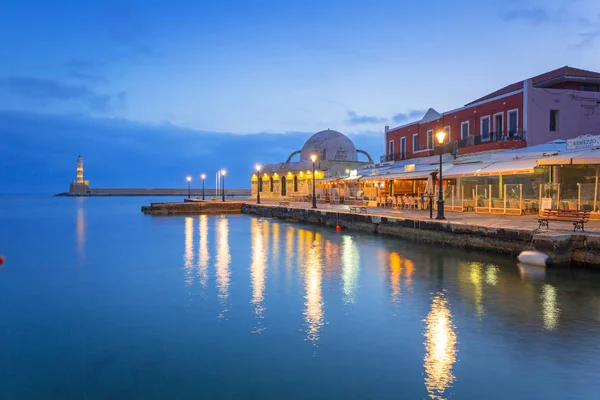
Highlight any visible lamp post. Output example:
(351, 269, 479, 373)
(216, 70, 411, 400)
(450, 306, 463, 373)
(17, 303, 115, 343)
(311, 154, 317, 208)
(201, 174, 206, 200)
(221, 169, 226, 202)
(186, 176, 191, 198)
(435, 131, 446, 220)
(255, 164, 262, 204)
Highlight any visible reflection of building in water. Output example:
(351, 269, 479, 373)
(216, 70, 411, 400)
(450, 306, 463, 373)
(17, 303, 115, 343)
(389, 252, 402, 303)
(251, 218, 267, 333)
(184, 217, 194, 287)
(541, 284, 560, 331)
(76, 197, 86, 260)
(198, 215, 210, 288)
(215, 216, 231, 318)
(424, 292, 457, 400)
(285, 225, 295, 280)
(341, 235, 360, 304)
(304, 234, 324, 346)
(469, 262, 484, 318)
(271, 221, 280, 270)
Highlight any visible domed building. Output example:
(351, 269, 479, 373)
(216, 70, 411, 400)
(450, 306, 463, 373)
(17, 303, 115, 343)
(251, 129, 373, 200)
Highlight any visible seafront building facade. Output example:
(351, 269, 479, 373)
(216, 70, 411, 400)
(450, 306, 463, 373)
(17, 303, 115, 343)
(383, 66, 600, 162)
(251, 129, 374, 200)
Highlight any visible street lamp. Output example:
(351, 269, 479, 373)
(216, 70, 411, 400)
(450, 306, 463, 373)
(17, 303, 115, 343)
(186, 176, 191, 198)
(221, 169, 226, 202)
(310, 154, 317, 208)
(435, 131, 446, 220)
(201, 174, 206, 200)
(255, 164, 262, 204)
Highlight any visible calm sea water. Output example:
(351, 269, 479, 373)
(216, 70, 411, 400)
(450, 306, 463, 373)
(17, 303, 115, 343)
(1, 195, 600, 399)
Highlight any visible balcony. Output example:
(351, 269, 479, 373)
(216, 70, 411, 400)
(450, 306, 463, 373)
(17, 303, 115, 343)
(435, 130, 527, 155)
(380, 152, 412, 162)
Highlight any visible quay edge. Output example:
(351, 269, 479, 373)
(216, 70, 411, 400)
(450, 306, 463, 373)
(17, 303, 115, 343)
(241, 204, 600, 268)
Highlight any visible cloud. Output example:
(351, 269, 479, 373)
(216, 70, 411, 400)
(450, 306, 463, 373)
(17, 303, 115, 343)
(500, 8, 550, 23)
(392, 109, 425, 123)
(0, 76, 124, 112)
(347, 111, 387, 125)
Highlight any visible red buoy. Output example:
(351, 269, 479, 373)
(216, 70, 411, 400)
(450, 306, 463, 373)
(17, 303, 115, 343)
(0, 255, 4, 265)
(336, 225, 341, 231)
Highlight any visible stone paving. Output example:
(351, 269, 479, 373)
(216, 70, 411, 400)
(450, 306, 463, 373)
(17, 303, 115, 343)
(243, 199, 600, 235)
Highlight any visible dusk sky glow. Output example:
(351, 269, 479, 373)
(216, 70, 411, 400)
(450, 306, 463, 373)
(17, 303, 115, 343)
(1, 0, 599, 191)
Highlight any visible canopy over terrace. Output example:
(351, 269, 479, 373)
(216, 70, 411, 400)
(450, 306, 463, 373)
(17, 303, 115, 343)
(537, 148, 600, 165)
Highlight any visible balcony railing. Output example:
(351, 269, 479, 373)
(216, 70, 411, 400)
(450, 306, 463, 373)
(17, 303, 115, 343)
(380, 152, 412, 162)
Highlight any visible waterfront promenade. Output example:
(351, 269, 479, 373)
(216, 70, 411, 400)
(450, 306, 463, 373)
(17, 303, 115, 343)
(245, 199, 600, 235)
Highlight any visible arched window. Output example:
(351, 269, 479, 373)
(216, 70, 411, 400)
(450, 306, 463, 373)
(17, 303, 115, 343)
(269, 177, 274, 192)
(293, 175, 298, 192)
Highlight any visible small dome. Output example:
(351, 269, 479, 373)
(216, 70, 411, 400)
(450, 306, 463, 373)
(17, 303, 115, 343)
(299, 129, 357, 162)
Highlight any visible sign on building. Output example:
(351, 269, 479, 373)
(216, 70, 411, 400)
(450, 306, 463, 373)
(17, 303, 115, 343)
(566, 135, 600, 150)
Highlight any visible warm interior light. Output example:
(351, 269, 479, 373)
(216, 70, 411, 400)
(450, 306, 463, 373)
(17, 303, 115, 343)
(255, 164, 262, 172)
(201, 174, 206, 179)
(186, 176, 191, 182)
(436, 131, 446, 144)
(310, 154, 317, 163)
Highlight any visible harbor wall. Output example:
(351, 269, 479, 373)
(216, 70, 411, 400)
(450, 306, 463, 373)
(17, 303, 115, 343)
(241, 204, 600, 267)
(57, 188, 251, 197)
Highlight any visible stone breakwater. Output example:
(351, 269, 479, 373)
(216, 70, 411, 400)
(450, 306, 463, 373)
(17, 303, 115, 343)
(242, 204, 600, 267)
(142, 201, 243, 215)
(56, 188, 251, 197)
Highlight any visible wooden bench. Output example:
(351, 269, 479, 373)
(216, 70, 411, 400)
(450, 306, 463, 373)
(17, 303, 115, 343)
(538, 209, 590, 232)
(349, 206, 368, 214)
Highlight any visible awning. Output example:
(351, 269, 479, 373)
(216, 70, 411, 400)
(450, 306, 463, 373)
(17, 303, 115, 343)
(342, 175, 362, 181)
(444, 162, 493, 178)
(536, 150, 594, 166)
(476, 158, 538, 176)
(572, 149, 600, 165)
(316, 177, 339, 183)
(384, 169, 438, 180)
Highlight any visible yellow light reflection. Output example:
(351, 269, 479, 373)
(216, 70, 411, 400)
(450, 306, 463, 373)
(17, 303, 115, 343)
(485, 264, 499, 286)
(215, 216, 231, 318)
(541, 284, 560, 331)
(76, 198, 86, 261)
(251, 218, 267, 333)
(184, 217, 194, 287)
(198, 215, 210, 288)
(424, 292, 458, 400)
(404, 258, 414, 290)
(271, 222, 280, 268)
(286, 226, 295, 280)
(389, 252, 402, 303)
(304, 237, 324, 346)
(341, 235, 360, 305)
(469, 262, 484, 318)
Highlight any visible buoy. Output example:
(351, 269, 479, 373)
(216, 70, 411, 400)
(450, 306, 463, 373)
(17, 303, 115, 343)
(517, 250, 551, 267)
(0, 255, 4, 266)
(336, 225, 341, 231)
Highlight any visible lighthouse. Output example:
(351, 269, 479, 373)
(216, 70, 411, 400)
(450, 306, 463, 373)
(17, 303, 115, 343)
(76, 155, 84, 183)
(69, 155, 90, 195)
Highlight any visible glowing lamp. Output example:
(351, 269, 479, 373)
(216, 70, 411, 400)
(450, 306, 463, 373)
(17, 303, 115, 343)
(186, 176, 191, 182)
(255, 164, 262, 172)
(435, 131, 446, 144)
(310, 154, 317, 163)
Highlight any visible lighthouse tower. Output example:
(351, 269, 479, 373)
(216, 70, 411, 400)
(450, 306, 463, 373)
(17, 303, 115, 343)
(69, 155, 90, 195)
(76, 155, 84, 183)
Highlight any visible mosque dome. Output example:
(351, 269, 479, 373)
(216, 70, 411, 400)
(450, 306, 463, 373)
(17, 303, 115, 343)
(299, 129, 357, 162)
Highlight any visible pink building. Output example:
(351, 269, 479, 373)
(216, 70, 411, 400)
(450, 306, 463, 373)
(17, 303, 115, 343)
(384, 66, 600, 161)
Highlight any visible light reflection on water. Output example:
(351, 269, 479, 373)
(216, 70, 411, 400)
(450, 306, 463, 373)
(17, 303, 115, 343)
(250, 218, 267, 333)
(215, 216, 231, 318)
(7, 197, 600, 399)
(304, 231, 324, 346)
(424, 292, 457, 400)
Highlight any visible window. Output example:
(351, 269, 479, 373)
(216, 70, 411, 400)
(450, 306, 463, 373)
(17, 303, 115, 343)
(461, 121, 470, 140)
(269, 177, 274, 192)
(426, 130, 433, 149)
(581, 84, 599, 92)
(508, 109, 518, 135)
(413, 134, 419, 152)
(400, 137, 406, 158)
(480, 116, 490, 141)
(293, 176, 298, 192)
(550, 110, 559, 132)
(444, 126, 451, 143)
(389, 140, 394, 156)
(493, 112, 504, 139)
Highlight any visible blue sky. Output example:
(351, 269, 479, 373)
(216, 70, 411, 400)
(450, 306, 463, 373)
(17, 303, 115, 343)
(1, 0, 599, 192)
